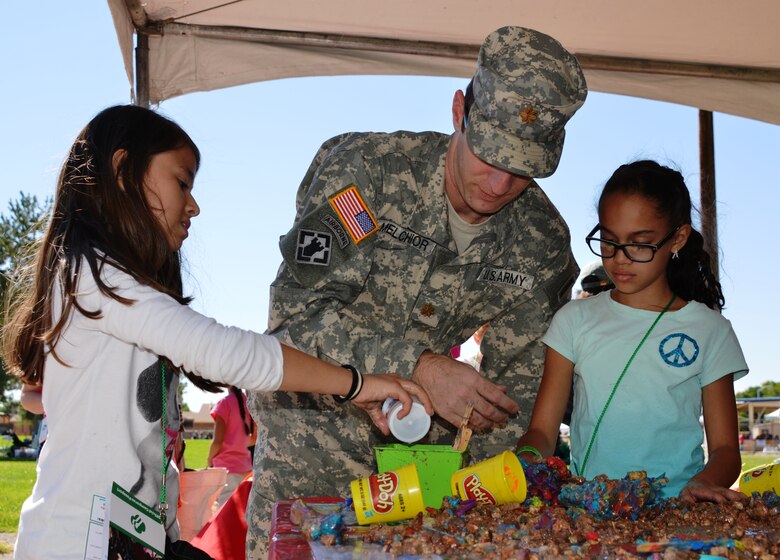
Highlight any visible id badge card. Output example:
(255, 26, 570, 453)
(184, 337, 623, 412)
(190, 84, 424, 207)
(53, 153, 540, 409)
(108, 482, 165, 557)
(83, 494, 107, 560)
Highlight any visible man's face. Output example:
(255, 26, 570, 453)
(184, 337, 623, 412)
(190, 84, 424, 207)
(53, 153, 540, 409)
(445, 130, 532, 224)
(444, 91, 532, 224)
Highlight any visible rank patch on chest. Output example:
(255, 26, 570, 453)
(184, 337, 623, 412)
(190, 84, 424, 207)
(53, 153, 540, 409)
(477, 266, 534, 289)
(295, 229, 332, 266)
(329, 185, 378, 244)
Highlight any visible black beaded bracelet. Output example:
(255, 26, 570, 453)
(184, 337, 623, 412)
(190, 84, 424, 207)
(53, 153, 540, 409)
(333, 364, 363, 404)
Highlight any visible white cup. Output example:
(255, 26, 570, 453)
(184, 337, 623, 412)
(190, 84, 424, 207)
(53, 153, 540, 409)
(382, 398, 431, 444)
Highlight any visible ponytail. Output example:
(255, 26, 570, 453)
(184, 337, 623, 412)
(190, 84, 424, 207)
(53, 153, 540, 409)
(668, 228, 724, 310)
(231, 386, 252, 436)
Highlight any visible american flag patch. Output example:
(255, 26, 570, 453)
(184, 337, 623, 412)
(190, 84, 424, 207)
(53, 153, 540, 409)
(328, 185, 378, 244)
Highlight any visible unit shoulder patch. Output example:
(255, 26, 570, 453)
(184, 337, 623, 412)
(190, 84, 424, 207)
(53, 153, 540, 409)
(321, 214, 350, 249)
(295, 229, 332, 266)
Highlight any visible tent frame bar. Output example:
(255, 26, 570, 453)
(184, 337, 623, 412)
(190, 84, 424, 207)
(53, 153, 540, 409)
(138, 22, 780, 84)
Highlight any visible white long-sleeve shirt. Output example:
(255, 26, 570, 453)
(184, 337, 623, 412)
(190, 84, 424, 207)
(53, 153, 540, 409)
(15, 260, 284, 560)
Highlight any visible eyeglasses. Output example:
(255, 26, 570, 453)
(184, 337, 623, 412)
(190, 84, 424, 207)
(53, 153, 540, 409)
(585, 224, 681, 263)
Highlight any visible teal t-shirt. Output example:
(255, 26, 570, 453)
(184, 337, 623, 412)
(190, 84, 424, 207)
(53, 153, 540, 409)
(543, 291, 748, 497)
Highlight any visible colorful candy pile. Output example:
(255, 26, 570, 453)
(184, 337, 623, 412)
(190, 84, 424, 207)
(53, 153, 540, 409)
(290, 457, 780, 557)
(558, 470, 668, 520)
(290, 498, 352, 545)
(519, 455, 573, 505)
(359, 493, 780, 558)
(520, 454, 668, 520)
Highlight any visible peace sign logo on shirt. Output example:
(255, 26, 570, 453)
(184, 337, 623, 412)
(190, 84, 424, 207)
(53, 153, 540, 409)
(659, 333, 699, 368)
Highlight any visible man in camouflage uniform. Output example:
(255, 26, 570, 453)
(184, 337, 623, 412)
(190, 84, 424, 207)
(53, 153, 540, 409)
(247, 26, 587, 557)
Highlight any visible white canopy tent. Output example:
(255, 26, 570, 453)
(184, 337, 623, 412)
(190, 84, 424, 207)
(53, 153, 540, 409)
(107, 0, 780, 122)
(107, 0, 780, 264)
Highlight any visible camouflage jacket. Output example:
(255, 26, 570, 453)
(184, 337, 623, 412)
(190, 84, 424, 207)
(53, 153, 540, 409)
(249, 130, 577, 511)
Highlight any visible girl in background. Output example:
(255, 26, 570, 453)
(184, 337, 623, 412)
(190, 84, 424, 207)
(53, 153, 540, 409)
(516, 160, 747, 502)
(208, 386, 256, 507)
(3, 105, 431, 560)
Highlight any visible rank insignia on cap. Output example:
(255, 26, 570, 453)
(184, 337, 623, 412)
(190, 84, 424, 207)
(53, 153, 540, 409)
(328, 185, 378, 244)
(520, 107, 538, 124)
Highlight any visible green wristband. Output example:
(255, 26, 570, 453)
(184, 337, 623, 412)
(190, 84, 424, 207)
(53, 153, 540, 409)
(516, 445, 542, 458)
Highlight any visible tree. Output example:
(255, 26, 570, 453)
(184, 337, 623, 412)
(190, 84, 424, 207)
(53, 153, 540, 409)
(736, 381, 780, 399)
(0, 192, 50, 404)
(178, 381, 190, 412)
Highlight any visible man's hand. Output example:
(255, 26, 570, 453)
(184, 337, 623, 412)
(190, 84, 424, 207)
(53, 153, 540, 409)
(412, 351, 519, 430)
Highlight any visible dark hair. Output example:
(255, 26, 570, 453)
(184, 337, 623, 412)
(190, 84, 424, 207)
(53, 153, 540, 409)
(598, 160, 724, 310)
(230, 386, 254, 436)
(3, 105, 220, 392)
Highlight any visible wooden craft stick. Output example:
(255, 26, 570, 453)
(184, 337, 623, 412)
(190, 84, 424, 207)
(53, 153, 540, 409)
(452, 401, 475, 452)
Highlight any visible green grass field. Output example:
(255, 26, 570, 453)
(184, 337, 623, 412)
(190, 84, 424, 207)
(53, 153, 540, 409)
(0, 448, 777, 536)
(0, 460, 37, 533)
(741, 454, 777, 471)
(183, 438, 211, 470)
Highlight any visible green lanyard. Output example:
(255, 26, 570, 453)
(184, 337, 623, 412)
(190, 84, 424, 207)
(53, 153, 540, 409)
(573, 294, 676, 476)
(159, 361, 169, 526)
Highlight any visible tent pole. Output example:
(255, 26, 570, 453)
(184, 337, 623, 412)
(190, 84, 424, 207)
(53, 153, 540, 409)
(698, 110, 718, 281)
(135, 31, 150, 108)
(748, 403, 755, 436)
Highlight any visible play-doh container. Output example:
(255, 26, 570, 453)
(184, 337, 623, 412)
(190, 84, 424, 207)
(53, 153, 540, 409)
(450, 450, 527, 506)
(739, 461, 780, 496)
(350, 463, 425, 525)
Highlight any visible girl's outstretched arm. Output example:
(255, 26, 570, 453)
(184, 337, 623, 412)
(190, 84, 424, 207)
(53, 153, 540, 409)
(680, 374, 744, 503)
(277, 344, 433, 436)
(515, 348, 574, 462)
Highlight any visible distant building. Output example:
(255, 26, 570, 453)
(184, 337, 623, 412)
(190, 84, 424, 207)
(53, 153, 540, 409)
(181, 403, 216, 438)
(736, 397, 780, 453)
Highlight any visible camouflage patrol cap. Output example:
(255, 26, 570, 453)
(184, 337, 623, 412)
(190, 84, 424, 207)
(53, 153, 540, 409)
(466, 26, 587, 178)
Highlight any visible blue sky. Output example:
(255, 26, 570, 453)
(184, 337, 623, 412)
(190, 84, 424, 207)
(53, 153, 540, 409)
(2, 3, 778, 412)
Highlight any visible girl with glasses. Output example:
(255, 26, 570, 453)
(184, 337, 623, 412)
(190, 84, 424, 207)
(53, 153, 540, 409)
(516, 160, 748, 502)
